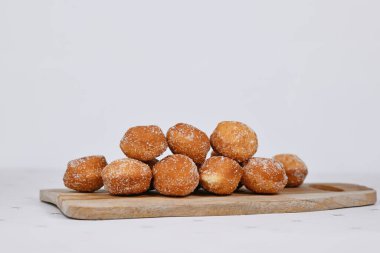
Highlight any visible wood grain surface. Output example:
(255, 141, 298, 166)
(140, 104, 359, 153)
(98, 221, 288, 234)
(40, 183, 376, 220)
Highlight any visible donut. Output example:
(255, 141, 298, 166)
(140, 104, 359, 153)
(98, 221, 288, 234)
(120, 125, 167, 161)
(153, 154, 199, 196)
(242, 157, 287, 194)
(63, 155, 107, 192)
(273, 154, 308, 187)
(199, 156, 242, 195)
(101, 158, 152, 195)
(210, 121, 258, 162)
(210, 151, 244, 191)
(167, 123, 210, 164)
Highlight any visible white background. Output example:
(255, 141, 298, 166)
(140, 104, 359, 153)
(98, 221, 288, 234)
(1, 0, 380, 174)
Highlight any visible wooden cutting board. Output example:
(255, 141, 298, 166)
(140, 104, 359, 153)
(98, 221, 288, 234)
(40, 183, 376, 220)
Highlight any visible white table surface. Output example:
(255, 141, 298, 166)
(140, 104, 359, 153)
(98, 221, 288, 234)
(0, 169, 379, 253)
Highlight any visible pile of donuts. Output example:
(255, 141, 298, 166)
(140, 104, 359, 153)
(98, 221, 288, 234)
(63, 121, 308, 196)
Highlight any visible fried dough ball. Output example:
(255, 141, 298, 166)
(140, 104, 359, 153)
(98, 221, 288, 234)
(167, 123, 210, 164)
(120, 125, 167, 161)
(153, 154, 199, 196)
(210, 121, 258, 162)
(194, 163, 203, 192)
(273, 154, 308, 187)
(210, 151, 244, 191)
(242, 158, 287, 194)
(101, 158, 152, 195)
(199, 156, 242, 195)
(63, 155, 107, 192)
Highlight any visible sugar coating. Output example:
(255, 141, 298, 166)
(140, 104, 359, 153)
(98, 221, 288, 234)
(102, 158, 152, 195)
(242, 157, 287, 194)
(153, 154, 199, 196)
(167, 123, 210, 164)
(64, 155, 107, 192)
(273, 154, 308, 187)
(199, 156, 242, 195)
(210, 121, 258, 162)
(120, 125, 168, 161)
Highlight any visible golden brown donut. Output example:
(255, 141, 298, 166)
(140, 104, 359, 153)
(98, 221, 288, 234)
(242, 157, 287, 194)
(153, 154, 199, 196)
(273, 154, 308, 187)
(210, 121, 258, 162)
(210, 151, 244, 191)
(63, 155, 107, 192)
(120, 125, 167, 161)
(167, 123, 210, 164)
(199, 156, 242, 195)
(101, 158, 152, 195)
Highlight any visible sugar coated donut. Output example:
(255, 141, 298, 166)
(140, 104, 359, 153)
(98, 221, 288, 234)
(153, 154, 199, 196)
(273, 154, 308, 187)
(101, 158, 152, 195)
(199, 156, 242, 195)
(242, 157, 287, 194)
(63, 155, 107, 192)
(210, 121, 258, 162)
(120, 125, 167, 161)
(167, 123, 210, 164)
